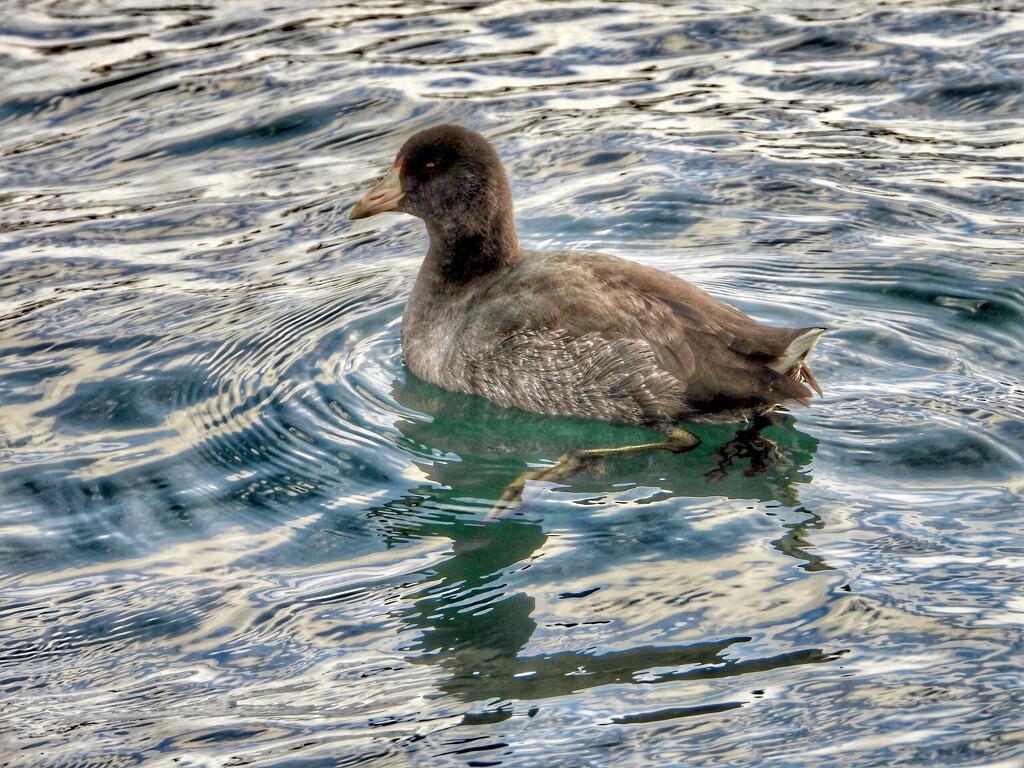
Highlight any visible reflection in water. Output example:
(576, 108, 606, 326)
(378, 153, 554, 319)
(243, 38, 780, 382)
(375, 380, 840, 706)
(394, 373, 828, 562)
(393, 375, 821, 507)
(396, 516, 841, 708)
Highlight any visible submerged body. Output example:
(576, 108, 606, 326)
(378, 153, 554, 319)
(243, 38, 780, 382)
(352, 125, 823, 428)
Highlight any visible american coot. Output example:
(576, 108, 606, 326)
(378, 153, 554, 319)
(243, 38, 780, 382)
(351, 125, 824, 434)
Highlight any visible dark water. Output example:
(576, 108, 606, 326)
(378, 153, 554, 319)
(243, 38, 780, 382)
(2, 2, 1023, 765)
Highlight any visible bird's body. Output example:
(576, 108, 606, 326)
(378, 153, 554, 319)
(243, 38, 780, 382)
(351, 125, 823, 429)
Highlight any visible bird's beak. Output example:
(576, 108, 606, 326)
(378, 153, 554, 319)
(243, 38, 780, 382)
(350, 162, 405, 220)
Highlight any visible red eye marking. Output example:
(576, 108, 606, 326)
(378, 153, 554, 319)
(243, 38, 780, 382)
(423, 161, 437, 174)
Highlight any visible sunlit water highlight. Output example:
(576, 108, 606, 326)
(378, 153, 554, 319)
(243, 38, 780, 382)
(1, 2, 1023, 766)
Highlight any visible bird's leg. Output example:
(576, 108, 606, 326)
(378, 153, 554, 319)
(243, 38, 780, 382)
(490, 428, 700, 516)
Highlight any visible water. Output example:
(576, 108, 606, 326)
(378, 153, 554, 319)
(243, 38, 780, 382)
(1, 1, 1023, 765)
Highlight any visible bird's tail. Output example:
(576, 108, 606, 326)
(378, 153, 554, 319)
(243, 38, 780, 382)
(771, 327, 825, 399)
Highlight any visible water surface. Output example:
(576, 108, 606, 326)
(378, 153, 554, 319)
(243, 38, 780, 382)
(2, 2, 1023, 766)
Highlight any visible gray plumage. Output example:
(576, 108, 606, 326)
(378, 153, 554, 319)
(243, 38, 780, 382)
(352, 125, 824, 428)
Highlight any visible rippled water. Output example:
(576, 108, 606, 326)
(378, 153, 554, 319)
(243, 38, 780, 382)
(2, 1, 1023, 765)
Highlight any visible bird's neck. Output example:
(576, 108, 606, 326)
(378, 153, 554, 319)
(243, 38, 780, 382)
(423, 204, 520, 283)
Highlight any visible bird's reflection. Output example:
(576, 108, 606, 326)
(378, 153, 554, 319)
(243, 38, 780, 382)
(362, 377, 841, 706)
(391, 376, 822, 513)
(369, 501, 839, 706)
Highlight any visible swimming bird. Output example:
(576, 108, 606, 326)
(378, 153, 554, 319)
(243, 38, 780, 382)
(350, 124, 823, 433)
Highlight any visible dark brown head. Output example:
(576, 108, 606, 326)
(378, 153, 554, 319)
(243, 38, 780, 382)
(351, 125, 519, 273)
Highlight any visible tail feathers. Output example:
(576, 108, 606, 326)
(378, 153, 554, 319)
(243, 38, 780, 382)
(769, 327, 825, 376)
(769, 327, 825, 403)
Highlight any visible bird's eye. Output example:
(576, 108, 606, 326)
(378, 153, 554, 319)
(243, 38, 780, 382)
(423, 161, 437, 174)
